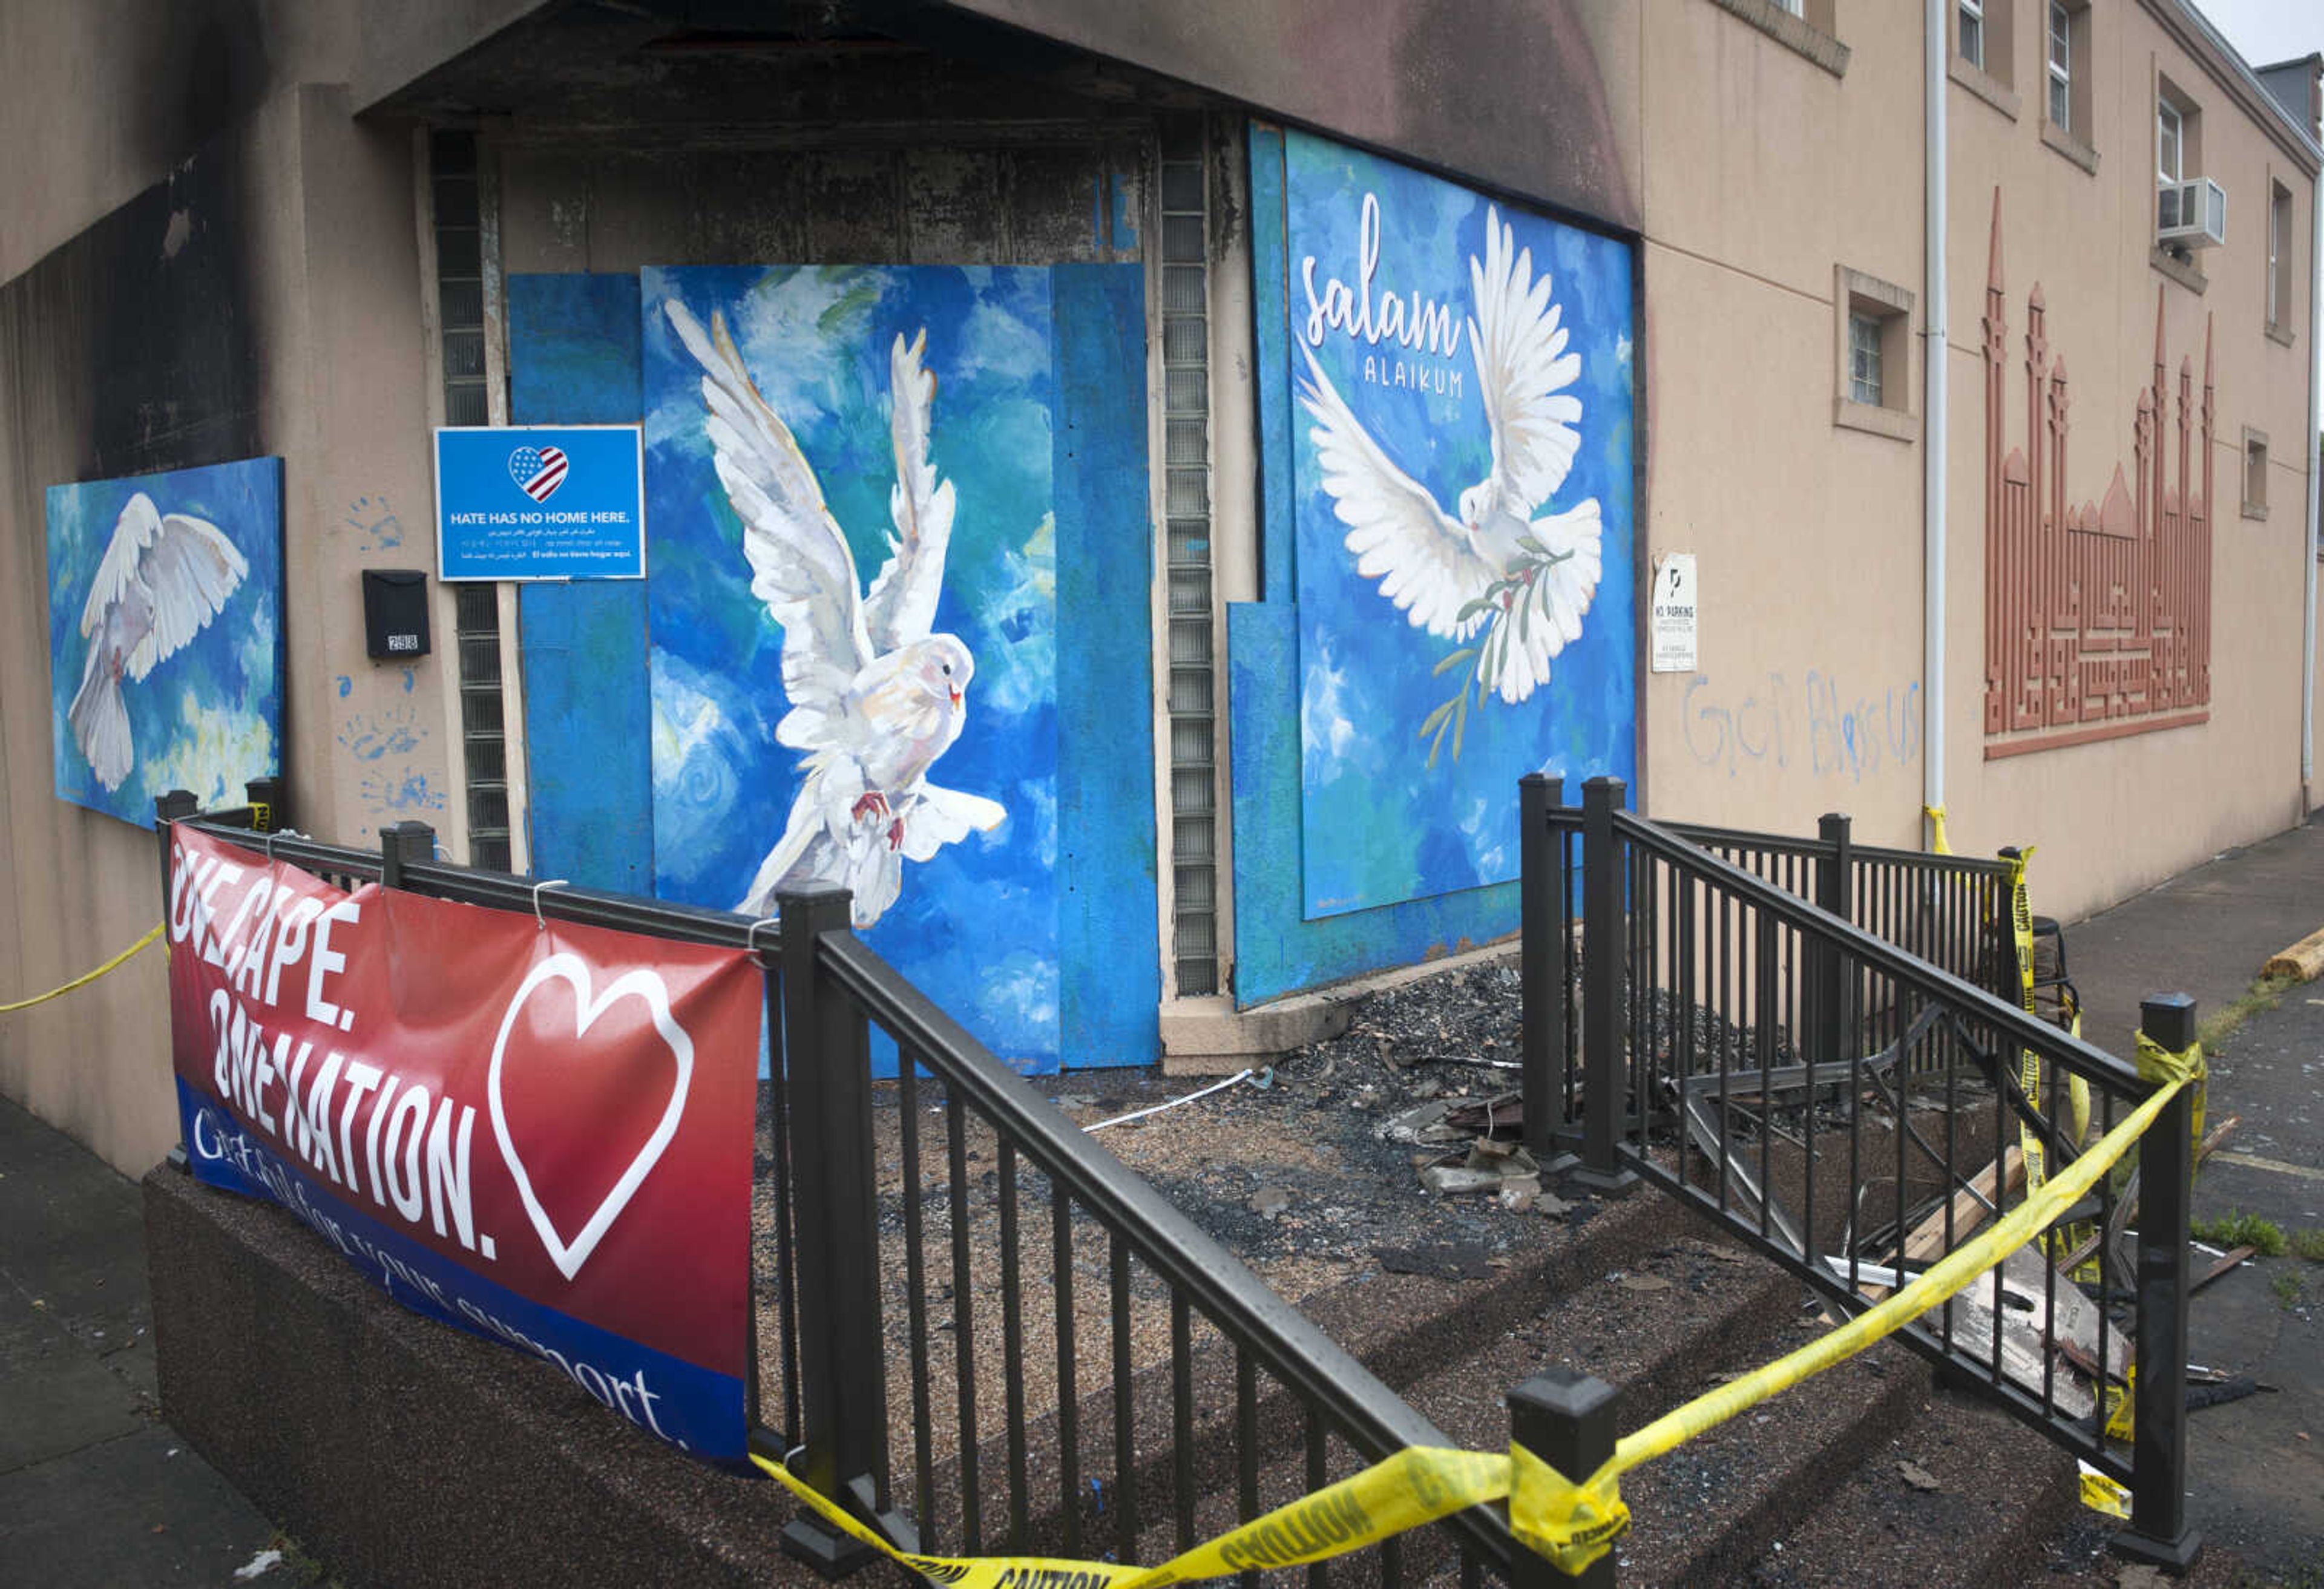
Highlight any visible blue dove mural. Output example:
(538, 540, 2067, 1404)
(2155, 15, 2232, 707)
(643, 265, 1064, 1066)
(47, 457, 284, 826)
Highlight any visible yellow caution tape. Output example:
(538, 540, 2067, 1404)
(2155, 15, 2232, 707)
(2004, 849, 2093, 1265)
(752, 1443, 1508, 1589)
(2078, 1460, 2131, 1520)
(755, 1065, 2191, 1578)
(2102, 1365, 2136, 1443)
(1923, 804, 1951, 856)
(0, 924, 165, 1013)
(2135, 1031, 2207, 1148)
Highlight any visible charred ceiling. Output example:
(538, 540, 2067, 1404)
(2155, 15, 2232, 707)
(366, 0, 1216, 142)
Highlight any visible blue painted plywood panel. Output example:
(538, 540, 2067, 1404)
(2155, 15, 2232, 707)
(505, 274, 653, 894)
(1054, 263, 1160, 1066)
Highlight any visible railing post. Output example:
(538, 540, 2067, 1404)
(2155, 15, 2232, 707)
(1576, 777, 1635, 1191)
(1810, 813, 1851, 1066)
(154, 790, 200, 925)
(378, 822, 436, 889)
(1521, 773, 1570, 1162)
(778, 885, 888, 1577)
(1509, 1369, 1619, 1589)
(2115, 993, 2202, 1572)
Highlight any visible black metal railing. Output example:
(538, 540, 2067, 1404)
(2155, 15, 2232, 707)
(775, 882, 1529, 1584)
(156, 792, 1571, 1587)
(1520, 775, 2200, 1569)
(1661, 810, 2015, 1003)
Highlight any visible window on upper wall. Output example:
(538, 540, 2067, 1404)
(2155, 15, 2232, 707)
(1952, 0, 2017, 108)
(1834, 266, 1919, 441)
(2047, 2, 2070, 126)
(1960, 0, 1986, 70)
(2039, 2, 2095, 169)
(2270, 180, 2296, 335)
(1849, 312, 1884, 405)
(2157, 96, 2184, 186)
(2243, 428, 2269, 520)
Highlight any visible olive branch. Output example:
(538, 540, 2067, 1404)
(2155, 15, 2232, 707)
(1414, 539, 1575, 768)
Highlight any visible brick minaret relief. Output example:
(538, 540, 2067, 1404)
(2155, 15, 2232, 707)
(1980, 190, 2212, 758)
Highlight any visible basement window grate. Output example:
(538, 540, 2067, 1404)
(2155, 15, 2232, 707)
(1160, 118, 1218, 997)
(432, 130, 511, 871)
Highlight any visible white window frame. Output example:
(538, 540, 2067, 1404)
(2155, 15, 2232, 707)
(1960, 0, 1986, 70)
(2242, 427, 2270, 519)
(2269, 182, 2290, 329)
(2047, 2, 2071, 129)
(2158, 97, 2184, 186)
(1848, 312, 1885, 407)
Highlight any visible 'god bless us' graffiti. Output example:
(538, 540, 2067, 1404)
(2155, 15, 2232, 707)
(1981, 192, 2211, 758)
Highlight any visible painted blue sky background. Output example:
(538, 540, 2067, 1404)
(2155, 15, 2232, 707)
(640, 265, 1062, 1065)
(46, 457, 283, 826)
(1285, 130, 1636, 919)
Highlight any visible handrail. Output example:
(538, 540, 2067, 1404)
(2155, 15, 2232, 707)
(1656, 819, 1831, 860)
(1610, 808, 2141, 1093)
(1848, 839, 2012, 875)
(185, 821, 778, 955)
(816, 932, 1515, 1562)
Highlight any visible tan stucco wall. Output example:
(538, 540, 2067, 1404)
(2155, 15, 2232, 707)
(1636, 0, 1931, 850)
(0, 7, 451, 1173)
(0, 1, 353, 286)
(1633, 0, 2317, 928)
(1932, 2, 2317, 924)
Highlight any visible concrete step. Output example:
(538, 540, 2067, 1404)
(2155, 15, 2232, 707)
(1738, 1380, 2083, 1588)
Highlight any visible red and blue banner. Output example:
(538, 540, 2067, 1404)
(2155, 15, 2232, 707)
(165, 824, 761, 1460)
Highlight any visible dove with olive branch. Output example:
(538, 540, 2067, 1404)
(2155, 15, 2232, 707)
(1298, 205, 1603, 766)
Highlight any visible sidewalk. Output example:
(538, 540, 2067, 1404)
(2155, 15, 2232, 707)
(0, 1094, 302, 1584)
(2, 817, 2321, 1585)
(2041, 813, 2324, 1581)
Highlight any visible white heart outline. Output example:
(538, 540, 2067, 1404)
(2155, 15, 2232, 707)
(487, 951, 694, 1282)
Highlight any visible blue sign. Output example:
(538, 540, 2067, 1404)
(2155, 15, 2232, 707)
(435, 425, 645, 580)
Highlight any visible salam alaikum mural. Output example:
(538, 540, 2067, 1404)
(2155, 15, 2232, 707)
(644, 264, 1061, 1064)
(1283, 129, 1635, 919)
(47, 457, 284, 826)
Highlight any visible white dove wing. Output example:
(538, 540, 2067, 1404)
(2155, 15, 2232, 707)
(1489, 499, 1604, 704)
(1468, 206, 1584, 517)
(862, 329, 956, 652)
(1296, 342, 1496, 641)
(79, 493, 164, 641)
(896, 782, 1008, 863)
(665, 300, 874, 752)
(125, 511, 249, 681)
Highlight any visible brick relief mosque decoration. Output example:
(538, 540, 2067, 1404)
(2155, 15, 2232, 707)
(1981, 193, 2212, 759)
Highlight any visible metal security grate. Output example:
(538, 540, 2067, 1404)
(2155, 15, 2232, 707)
(1159, 118, 1218, 997)
(433, 130, 511, 871)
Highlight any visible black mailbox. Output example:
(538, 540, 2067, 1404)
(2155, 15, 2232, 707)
(362, 569, 432, 660)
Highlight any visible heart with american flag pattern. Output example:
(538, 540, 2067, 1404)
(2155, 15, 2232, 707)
(508, 445, 570, 503)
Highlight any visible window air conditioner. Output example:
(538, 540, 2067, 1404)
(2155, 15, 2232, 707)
(2157, 177, 2227, 249)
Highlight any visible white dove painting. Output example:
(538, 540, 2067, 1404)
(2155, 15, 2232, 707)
(644, 266, 1061, 1060)
(1280, 131, 1635, 919)
(46, 459, 284, 826)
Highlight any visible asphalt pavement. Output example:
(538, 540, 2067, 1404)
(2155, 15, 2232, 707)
(2055, 813, 2324, 1579)
(0, 1094, 298, 1583)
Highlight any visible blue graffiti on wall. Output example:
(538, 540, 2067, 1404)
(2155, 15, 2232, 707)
(1681, 672, 1922, 782)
